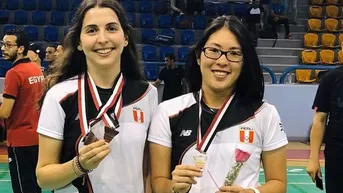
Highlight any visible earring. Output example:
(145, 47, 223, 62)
(77, 45, 82, 51)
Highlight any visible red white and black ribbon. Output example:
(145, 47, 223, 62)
(196, 90, 234, 153)
(78, 73, 124, 134)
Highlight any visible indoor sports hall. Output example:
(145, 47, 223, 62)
(0, 0, 337, 192)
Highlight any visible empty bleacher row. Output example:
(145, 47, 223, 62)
(0, 0, 81, 11)
(297, 0, 343, 83)
(0, 0, 253, 80)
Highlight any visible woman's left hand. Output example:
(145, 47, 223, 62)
(215, 186, 254, 193)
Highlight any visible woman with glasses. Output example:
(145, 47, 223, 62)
(35, 0, 157, 192)
(148, 16, 288, 193)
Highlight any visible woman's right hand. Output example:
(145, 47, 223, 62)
(78, 140, 111, 170)
(172, 165, 203, 193)
(306, 158, 321, 182)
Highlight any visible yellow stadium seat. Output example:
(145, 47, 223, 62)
(309, 6, 323, 18)
(320, 49, 339, 64)
(308, 19, 324, 32)
(302, 49, 320, 64)
(326, 5, 339, 18)
(325, 18, 339, 32)
(311, 0, 324, 5)
(304, 33, 322, 48)
(321, 33, 340, 48)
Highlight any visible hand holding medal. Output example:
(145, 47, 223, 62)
(78, 140, 111, 171)
(171, 164, 203, 193)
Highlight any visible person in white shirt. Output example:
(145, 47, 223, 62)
(148, 15, 288, 193)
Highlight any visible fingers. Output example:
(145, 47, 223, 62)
(78, 140, 110, 169)
(79, 140, 108, 155)
(173, 176, 197, 185)
(216, 185, 243, 193)
(175, 164, 203, 172)
(172, 164, 202, 192)
(82, 141, 110, 161)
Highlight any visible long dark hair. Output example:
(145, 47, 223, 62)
(38, 0, 145, 107)
(185, 15, 264, 103)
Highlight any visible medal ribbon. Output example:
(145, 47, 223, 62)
(78, 73, 124, 134)
(196, 90, 234, 153)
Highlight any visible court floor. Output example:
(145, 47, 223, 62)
(0, 142, 326, 193)
(0, 166, 325, 193)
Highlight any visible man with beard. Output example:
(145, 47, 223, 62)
(0, 28, 43, 193)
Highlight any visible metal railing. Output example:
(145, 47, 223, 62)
(279, 65, 339, 84)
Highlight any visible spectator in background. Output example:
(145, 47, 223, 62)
(0, 28, 43, 193)
(260, 0, 271, 28)
(45, 44, 57, 65)
(306, 44, 343, 193)
(27, 42, 45, 70)
(246, 0, 264, 46)
(171, 0, 185, 15)
(54, 44, 64, 57)
(153, 53, 185, 101)
(270, 0, 292, 39)
(285, 0, 298, 25)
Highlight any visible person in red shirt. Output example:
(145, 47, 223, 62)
(0, 28, 43, 193)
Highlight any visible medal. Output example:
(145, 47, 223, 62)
(194, 90, 234, 166)
(78, 72, 124, 144)
(193, 153, 208, 168)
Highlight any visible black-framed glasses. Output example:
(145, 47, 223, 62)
(0, 41, 17, 49)
(202, 47, 243, 62)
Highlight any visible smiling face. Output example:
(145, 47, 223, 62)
(199, 27, 243, 94)
(79, 6, 128, 70)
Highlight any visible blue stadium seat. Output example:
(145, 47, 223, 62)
(32, 11, 46, 25)
(6, 0, 19, 10)
(24, 26, 39, 41)
(64, 28, 68, 36)
(194, 15, 206, 29)
(72, 0, 82, 10)
(126, 13, 136, 27)
(44, 26, 59, 42)
(139, 1, 153, 13)
(144, 64, 160, 80)
(234, 4, 248, 17)
(142, 45, 157, 61)
(140, 14, 154, 28)
(22, 0, 37, 10)
(204, 2, 216, 17)
(38, 0, 53, 11)
(142, 29, 157, 44)
(159, 29, 175, 44)
(160, 29, 175, 38)
(0, 59, 12, 77)
(51, 11, 65, 26)
(181, 30, 194, 45)
(56, 0, 70, 11)
(217, 3, 231, 16)
(14, 11, 28, 25)
(122, 1, 135, 13)
(3, 25, 17, 35)
(178, 47, 189, 62)
(160, 46, 174, 61)
(158, 15, 172, 29)
(175, 15, 192, 29)
(154, 1, 169, 15)
(0, 11, 9, 25)
(69, 11, 75, 24)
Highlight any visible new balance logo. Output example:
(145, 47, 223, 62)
(180, 130, 192, 137)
